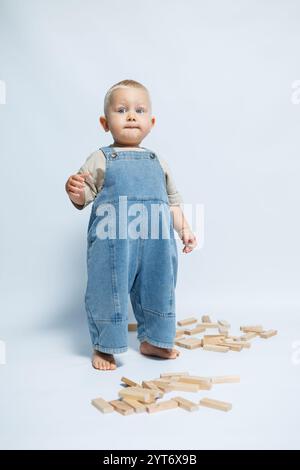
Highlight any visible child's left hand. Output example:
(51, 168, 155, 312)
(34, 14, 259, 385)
(179, 228, 197, 253)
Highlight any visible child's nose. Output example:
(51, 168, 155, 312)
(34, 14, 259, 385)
(127, 111, 137, 120)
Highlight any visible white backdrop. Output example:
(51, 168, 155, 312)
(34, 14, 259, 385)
(0, 0, 299, 450)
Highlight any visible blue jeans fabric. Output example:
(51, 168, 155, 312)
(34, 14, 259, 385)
(84, 146, 178, 353)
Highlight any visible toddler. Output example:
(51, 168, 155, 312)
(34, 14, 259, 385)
(65, 80, 197, 370)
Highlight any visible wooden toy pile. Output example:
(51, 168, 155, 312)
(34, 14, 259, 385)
(91, 372, 239, 415)
(174, 315, 277, 352)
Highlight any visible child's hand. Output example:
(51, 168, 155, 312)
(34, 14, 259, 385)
(65, 172, 91, 206)
(179, 228, 197, 253)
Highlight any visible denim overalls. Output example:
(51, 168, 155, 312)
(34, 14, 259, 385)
(84, 146, 178, 354)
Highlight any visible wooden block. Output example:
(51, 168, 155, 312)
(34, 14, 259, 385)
(218, 320, 231, 328)
(175, 337, 203, 349)
(219, 342, 243, 352)
(177, 317, 197, 327)
(184, 325, 206, 335)
(151, 380, 172, 393)
(175, 330, 186, 340)
(259, 329, 277, 339)
(203, 335, 226, 345)
(203, 344, 229, 353)
(152, 378, 173, 385)
(91, 397, 114, 414)
(121, 377, 140, 387)
(199, 397, 232, 412)
(211, 375, 240, 384)
(110, 399, 134, 415)
(240, 332, 257, 341)
(176, 329, 185, 335)
(128, 323, 137, 331)
(223, 339, 251, 349)
(173, 396, 199, 411)
(121, 397, 147, 413)
(168, 381, 199, 392)
(218, 327, 229, 336)
(201, 322, 219, 328)
(142, 381, 164, 398)
(118, 386, 153, 403)
(201, 315, 212, 323)
(160, 372, 189, 378)
(146, 399, 178, 414)
(240, 325, 263, 333)
(178, 376, 212, 389)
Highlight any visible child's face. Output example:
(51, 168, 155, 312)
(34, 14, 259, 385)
(100, 87, 155, 146)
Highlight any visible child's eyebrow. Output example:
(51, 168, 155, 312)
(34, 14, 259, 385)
(114, 102, 148, 108)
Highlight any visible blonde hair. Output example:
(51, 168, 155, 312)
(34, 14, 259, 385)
(103, 79, 151, 116)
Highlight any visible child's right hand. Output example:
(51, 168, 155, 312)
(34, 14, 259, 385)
(65, 172, 91, 206)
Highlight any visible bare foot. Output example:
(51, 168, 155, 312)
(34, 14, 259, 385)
(92, 350, 117, 370)
(140, 341, 180, 359)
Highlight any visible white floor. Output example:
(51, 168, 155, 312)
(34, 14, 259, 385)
(0, 307, 299, 450)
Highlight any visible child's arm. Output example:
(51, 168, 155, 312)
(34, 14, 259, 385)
(158, 155, 197, 253)
(65, 172, 91, 208)
(65, 150, 104, 210)
(170, 205, 197, 254)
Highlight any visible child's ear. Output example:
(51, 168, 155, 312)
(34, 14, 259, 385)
(99, 116, 109, 132)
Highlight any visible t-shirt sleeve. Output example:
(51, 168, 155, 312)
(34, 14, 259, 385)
(69, 150, 105, 210)
(158, 155, 184, 206)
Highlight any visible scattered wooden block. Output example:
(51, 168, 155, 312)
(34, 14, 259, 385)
(259, 329, 277, 339)
(110, 399, 134, 416)
(240, 332, 257, 341)
(173, 396, 199, 411)
(218, 326, 229, 335)
(211, 375, 240, 384)
(151, 380, 173, 393)
(121, 397, 147, 413)
(142, 381, 164, 398)
(152, 378, 173, 386)
(201, 315, 212, 323)
(121, 377, 140, 387)
(175, 330, 186, 340)
(160, 372, 189, 378)
(128, 323, 137, 331)
(178, 376, 212, 390)
(203, 335, 226, 345)
(240, 325, 263, 333)
(118, 387, 153, 403)
(218, 320, 231, 328)
(201, 322, 219, 328)
(184, 325, 206, 335)
(199, 397, 232, 412)
(177, 317, 197, 327)
(175, 337, 203, 349)
(228, 335, 244, 341)
(168, 381, 199, 392)
(146, 399, 178, 414)
(223, 339, 251, 349)
(203, 344, 229, 353)
(91, 397, 114, 414)
(219, 341, 243, 352)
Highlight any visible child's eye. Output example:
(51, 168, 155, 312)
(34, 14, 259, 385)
(117, 107, 127, 113)
(136, 108, 145, 113)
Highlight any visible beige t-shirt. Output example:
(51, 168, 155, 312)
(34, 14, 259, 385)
(71, 146, 183, 210)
